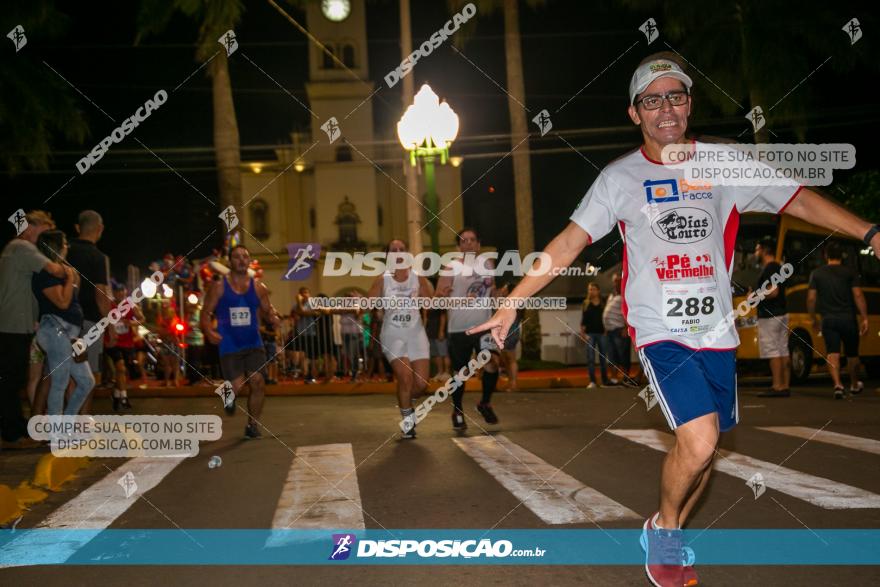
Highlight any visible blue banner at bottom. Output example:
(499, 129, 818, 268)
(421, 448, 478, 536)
(1, 529, 878, 566)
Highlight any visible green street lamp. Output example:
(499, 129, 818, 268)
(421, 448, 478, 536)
(397, 84, 459, 253)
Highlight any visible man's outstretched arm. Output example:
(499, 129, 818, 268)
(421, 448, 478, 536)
(784, 188, 880, 254)
(467, 221, 591, 346)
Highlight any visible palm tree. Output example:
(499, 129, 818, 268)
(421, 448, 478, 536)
(0, 1, 87, 174)
(450, 0, 538, 254)
(620, 0, 871, 143)
(136, 0, 245, 211)
(450, 0, 542, 360)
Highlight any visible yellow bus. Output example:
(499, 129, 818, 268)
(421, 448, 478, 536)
(731, 213, 880, 383)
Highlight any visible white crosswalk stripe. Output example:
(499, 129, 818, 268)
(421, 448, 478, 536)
(608, 428, 880, 510)
(0, 457, 184, 567)
(265, 443, 365, 547)
(453, 434, 642, 524)
(8, 426, 880, 567)
(758, 426, 880, 456)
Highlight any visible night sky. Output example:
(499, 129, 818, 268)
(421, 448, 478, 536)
(2, 0, 877, 280)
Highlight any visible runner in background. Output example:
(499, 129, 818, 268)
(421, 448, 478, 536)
(436, 228, 500, 430)
(202, 245, 282, 439)
(367, 239, 433, 438)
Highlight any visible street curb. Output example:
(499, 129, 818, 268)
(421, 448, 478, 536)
(0, 484, 20, 525)
(14, 481, 48, 507)
(82, 376, 593, 398)
(33, 453, 90, 491)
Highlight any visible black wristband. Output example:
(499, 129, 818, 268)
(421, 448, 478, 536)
(864, 224, 880, 246)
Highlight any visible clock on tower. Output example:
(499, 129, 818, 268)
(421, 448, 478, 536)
(321, 0, 351, 22)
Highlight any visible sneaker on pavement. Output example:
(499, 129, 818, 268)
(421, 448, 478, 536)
(587, 382, 597, 389)
(121, 397, 132, 409)
(244, 423, 262, 439)
(850, 381, 864, 395)
(641, 513, 696, 587)
(834, 385, 845, 400)
(452, 409, 467, 430)
(401, 414, 417, 439)
(476, 402, 499, 424)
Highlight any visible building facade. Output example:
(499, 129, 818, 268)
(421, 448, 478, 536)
(238, 0, 464, 313)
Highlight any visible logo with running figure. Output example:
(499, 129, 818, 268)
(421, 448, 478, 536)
(283, 243, 321, 280)
(639, 18, 659, 44)
(842, 18, 862, 45)
(8, 209, 27, 236)
(746, 472, 766, 499)
(7, 25, 26, 52)
(218, 30, 238, 56)
(329, 533, 357, 560)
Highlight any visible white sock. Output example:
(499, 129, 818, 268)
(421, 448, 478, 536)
(653, 512, 680, 530)
(400, 407, 415, 430)
(113, 389, 122, 398)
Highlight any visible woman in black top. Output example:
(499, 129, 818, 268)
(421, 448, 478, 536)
(580, 282, 609, 387)
(32, 230, 95, 415)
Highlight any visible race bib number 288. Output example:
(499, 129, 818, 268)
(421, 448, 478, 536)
(662, 282, 719, 336)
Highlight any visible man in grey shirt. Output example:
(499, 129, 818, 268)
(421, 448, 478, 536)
(0, 210, 67, 445)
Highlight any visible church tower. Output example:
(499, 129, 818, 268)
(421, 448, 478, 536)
(239, 0, 464, 312)
(304, 0, 380, 248)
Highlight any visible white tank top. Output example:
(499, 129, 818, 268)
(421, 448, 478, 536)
(382, 270, 421, 332)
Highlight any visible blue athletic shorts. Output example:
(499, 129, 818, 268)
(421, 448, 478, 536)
(638, 341, 738, 432)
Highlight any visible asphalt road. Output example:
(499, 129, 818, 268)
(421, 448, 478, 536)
(2, 379, 879, 586)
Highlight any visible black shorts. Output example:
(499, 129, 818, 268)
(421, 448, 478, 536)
(821, 316, 859, 357)
(448, 331, 497, 372)
(220, 347, 267, 381)
(106, 346, 134, 363)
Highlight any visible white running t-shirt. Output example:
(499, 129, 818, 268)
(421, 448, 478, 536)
(446, 254, 495, 333)
(570, 143, 801, 350)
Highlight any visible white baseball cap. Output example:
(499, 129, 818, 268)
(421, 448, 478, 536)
(629, 59, 693, 104)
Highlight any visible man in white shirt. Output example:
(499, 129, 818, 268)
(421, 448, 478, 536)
(469, 53, 880, 586)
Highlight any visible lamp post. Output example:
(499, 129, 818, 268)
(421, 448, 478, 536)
(397, 84, 459, 253)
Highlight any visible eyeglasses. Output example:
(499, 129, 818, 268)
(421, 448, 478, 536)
(635, 90, 690, 110)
